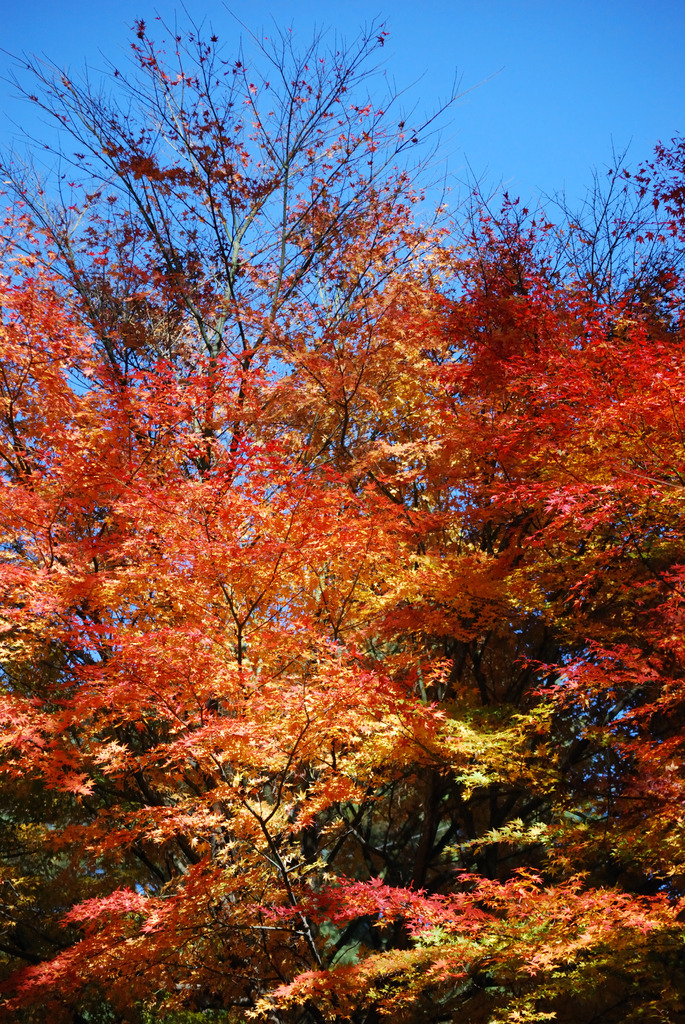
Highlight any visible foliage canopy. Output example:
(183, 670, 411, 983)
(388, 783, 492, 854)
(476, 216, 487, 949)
(1, 17, 685, 1024)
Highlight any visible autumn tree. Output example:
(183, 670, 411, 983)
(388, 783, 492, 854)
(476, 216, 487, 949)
(1, 15, 685, 1024)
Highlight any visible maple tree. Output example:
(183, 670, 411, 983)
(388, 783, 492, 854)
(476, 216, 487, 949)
(1, 16, 685, 1024)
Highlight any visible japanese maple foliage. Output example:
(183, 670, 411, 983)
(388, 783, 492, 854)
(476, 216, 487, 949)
(1, 17, 685, 1024)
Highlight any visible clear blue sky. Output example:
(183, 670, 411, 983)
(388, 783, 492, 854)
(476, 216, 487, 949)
(1, 0, 683, 209)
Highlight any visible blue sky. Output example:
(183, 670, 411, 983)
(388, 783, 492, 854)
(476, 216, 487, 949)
(1, 0, 683, 210)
